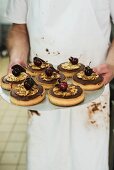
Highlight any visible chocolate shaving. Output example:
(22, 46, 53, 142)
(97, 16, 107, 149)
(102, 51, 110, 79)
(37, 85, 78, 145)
(87, 102, 102, 116)
(29, 110, 40, 116)
(91, 120, 96, 124)
(46, 48, 49, 52)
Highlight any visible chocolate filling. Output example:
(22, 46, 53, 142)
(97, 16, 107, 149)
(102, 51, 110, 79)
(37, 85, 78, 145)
(57, 63, 85, 73)
(73, 74, 103, 85)
(37, 73, 66, 84)
(49, 85, 83, 99)
(10, 85, 44, 101)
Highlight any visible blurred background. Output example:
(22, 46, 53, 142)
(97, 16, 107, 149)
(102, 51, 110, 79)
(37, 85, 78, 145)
(0, 1, 114, 170)
(0, 1, 27, 170)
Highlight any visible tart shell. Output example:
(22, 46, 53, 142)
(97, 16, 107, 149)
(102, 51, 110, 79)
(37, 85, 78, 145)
(48, 85, 84, 106)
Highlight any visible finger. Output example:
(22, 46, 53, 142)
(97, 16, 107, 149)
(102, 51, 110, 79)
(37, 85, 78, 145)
(7, 61, 27, 74)
(93, 65, 109, 75)
(7, 63, 13, 74)
(102, 72, 113, 85)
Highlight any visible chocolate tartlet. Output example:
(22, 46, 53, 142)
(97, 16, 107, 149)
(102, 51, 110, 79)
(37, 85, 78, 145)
(27, 56, 52, 76)
(36, 66, 66, 89)
(72, 66, 104, 90)
(48, 81, 84, 106)
(1, 65, 27, 90)
(57, 57, 85, 78)
(10, 77, 45, 106)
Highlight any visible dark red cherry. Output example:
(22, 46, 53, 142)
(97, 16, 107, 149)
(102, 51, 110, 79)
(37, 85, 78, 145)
(33, 57, 42, 66)
(45, 67, 53, 76)
(11, 64, 26, 73)
(12, 68, 21, 77)
(59, 82, 68, 92)
(84, 66, 93, 76)
(37, 57, 45, 63)
(69, 57, 78, 65)
(50, 66, 59, 73)
(24, 77, 35, 90)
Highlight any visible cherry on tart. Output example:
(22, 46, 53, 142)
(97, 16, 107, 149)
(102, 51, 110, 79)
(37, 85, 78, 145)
(10, 77, 45, 106)
(1, 64, 27, 91)
(72, 64, 104, 90)
(37, 66, 66, 89)
(48, 81, 84, 106)
(24, 77, 35, 90)
(45, 66, 60, 76)
(69, 57, 78, 65)
(84, 64, 93, 76)
(45, 67, 53, 77)
(58, 82, 68, 92)
(33, 57, 42, 67)
(27, 56, 52, 76)
(12, 64, 26, 77)
(12, 64, 26, 73)
(12, 68, 20, 77)
(33, 57, 46, 67)
(57, 57, 84, 78)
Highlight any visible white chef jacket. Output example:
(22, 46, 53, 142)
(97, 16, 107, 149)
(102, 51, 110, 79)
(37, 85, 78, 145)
(6, 1, 114, 170)
(6, 0, 114, 66)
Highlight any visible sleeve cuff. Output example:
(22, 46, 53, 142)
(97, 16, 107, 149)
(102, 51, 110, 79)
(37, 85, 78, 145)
(4, 13, 26, 24)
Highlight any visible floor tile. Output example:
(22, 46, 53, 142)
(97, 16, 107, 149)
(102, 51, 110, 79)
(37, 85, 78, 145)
(1, 116, 17, 124)
(5, 142, 24, 152)
(19, 152, 26, 164)
(1, 152, 20, 164)
(0, 109, 5, 117)
(4, 110, 18, 117)
(0, 124, 14, 132)
(22, 143, 27, 152)
(0, 142, 6, 152)
(0, 132, 10, 142)
(7, 105, 21, 112)
(13, 124, 27, 132)
(0, 165, 17, 170)
(0, 101, 9, 110)
(0, 115, 4, 122)
(16, 117, 27, 124)
(9, 132, 26, 142)
(16, 165, 26, 170)
(0, 152, 3, 160)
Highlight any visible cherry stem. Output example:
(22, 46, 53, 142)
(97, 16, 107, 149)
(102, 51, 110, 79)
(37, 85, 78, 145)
(89, 61, 91, 67)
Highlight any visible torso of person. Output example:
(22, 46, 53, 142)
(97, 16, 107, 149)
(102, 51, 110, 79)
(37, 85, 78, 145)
(23, 2, 110, 170)
(26, 0, 111, 66)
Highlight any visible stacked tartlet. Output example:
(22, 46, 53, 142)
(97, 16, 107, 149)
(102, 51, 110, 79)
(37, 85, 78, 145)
(73, 65, 104, 90)
(36, 66, 66, 89)
(1, 65, 28, 90)
(48, 80, 84, 106)
(57, 57, 85, 78)
(27, 56, 52, 76)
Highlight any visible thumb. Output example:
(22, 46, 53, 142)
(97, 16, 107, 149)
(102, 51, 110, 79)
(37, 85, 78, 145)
(93, 64, 108, 75)
(92, 67, 100, 74)
(7, 61, 27, 74)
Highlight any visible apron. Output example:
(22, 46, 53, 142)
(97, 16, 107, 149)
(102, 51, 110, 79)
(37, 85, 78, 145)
(26, 0, 110, 169)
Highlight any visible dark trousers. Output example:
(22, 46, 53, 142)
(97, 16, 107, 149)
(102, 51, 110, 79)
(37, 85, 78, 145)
(109, 81, 114, 170)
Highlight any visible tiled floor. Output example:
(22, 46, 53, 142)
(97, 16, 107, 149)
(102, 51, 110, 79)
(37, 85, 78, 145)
(0, 56, 27, 170)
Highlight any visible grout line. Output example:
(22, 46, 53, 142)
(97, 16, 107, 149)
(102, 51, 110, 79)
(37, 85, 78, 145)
(0, 111, 25, 163)
(0, 163, 26, 165)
